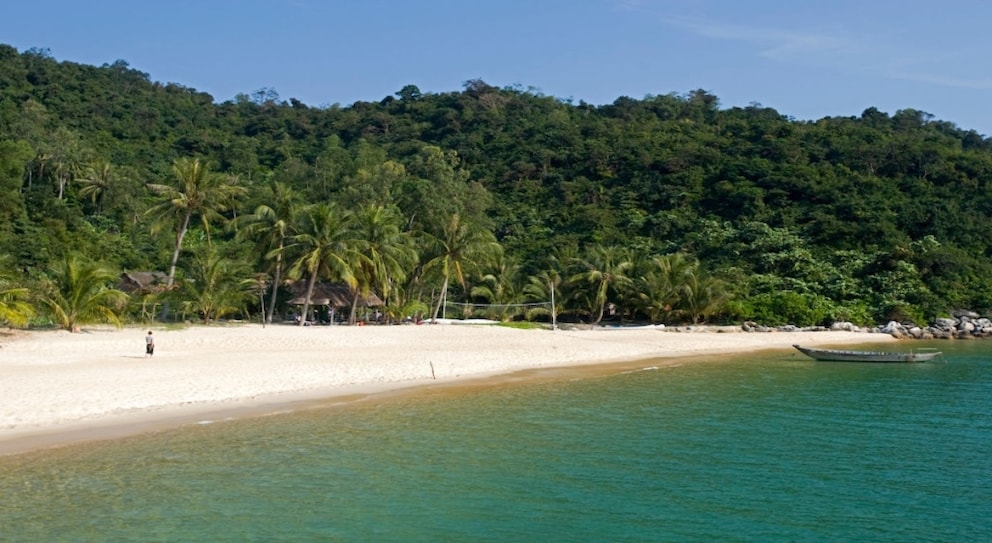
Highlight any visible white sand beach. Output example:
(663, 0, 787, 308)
(0, 323, 895, 454)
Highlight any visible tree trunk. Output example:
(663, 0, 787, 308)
(159, 212, 191, 321)
(266, 248, 283, 324)
(299, 266, 319, 326)
(166, 212, 192, 287)
(431, 276, 449, 321)
(350, 293, 360, 325)
(593, 282, 608, 325)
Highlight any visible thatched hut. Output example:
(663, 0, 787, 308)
(118, 271, 169, 294)
(288, 282, 384, 324)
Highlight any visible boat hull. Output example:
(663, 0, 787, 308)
(793, 344, 942, 363)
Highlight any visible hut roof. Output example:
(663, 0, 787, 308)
(119, 271, 169, 293)
(288, 282, 383, 307)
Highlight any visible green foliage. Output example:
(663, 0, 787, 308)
(0, 255, 34, 327)
(469, 255, 525, 321)
(285, 202, 361, 325)
(380, 297, 429, 324)
(39, 253, 127, 332)
(177, 245, 254, 323)
(3, 43, 992, 326)
(146, 157, 247, 287)
(233, 180, 303, 323)
(736, 291, 834, 327)
(566, 244, 634, 324)
(351, 203, 417, 315)
(423, 213, 502, 320)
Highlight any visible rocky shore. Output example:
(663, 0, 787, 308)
(741, 309, 992, 340)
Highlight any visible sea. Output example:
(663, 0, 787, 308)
(1, 340, 990, 542)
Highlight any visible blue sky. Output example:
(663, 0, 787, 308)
(3, 0, 991, 135)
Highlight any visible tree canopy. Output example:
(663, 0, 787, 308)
(2, 43, 992, 329)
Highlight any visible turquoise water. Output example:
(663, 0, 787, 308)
(1, 342, 990, 542)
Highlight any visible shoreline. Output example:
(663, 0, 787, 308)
(0, 323, 898, 455)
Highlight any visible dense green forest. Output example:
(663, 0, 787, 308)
(2, 44, 992, 330)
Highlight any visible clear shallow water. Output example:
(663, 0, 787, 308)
(1, 342, 990, 542)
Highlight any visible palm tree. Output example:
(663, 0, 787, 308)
(636, 253, 695, 323)
(41, 254, 127, 333)
(0, 257, 33, 328)
(180, 246, 253, 323)
(523, 268, 563, 325)
(350, 203, 417, 323)
(423, 213, 502, 321)
(380, 295, 430, 324)
(567, 244, 634, 325)
(76, 160, 117, 213)
(678, 265, 730, 324)
(523, 247, 581, 325)
(286, 203, 361, 326)
(146, 158, 247, 288)
(32, 127, 86, 201)
(234, 181, 302, 324)
(470, 255, 523, 321)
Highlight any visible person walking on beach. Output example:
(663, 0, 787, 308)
(145, 331, 155, 358)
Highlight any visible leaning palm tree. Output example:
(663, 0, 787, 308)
(234, 181, 302, 323)
(285, 203, 361, 326)
(146, 158, 247, 288)
(567, 244, 635, 325)
(350, 203, 418, 323)
(40, 254, 127, 333)
(422, 213, 502, 321)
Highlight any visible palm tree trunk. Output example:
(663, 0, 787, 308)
(593, 282, 608, 325)
(159, 212, 191, 321)
(350, 293, 359, 325)
(266, 249, 283, 324)
(299, 266, 319, 326)
(166, 212, 192, 287)
(431, 276, 449, 321)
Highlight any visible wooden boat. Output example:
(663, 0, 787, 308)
(793, 344, 942, 363)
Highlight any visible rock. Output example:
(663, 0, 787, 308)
(933, 318, 956, 331)
(831, 321, 860, 332)
(880, 321, 906, 337)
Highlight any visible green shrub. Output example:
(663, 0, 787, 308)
(738, 291, 833, 327)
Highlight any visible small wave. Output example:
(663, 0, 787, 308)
(620, 366, 660, 375)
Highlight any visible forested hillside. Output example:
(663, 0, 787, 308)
(2, 44, 992, 329)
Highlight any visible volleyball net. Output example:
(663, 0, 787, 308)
(439, 300, 554, 321)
